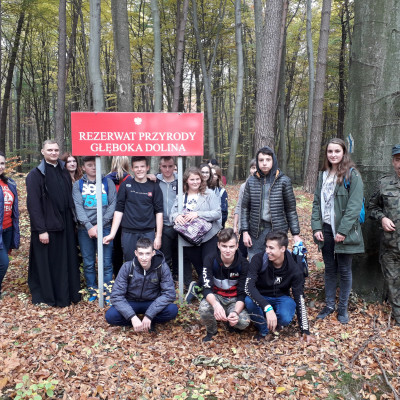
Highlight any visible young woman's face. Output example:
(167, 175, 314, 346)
(200, 166, 210, 181)
(0, 156, 5, 175)
(66, 156, 77, 173)
(326, 143, 344, 167)
(187, 173, 202, 192)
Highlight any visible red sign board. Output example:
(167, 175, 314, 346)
(71, 112, 204, 156)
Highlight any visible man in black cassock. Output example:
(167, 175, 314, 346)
(26, 140, 81, 307)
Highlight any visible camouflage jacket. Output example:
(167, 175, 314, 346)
(368, 173, 400, 251)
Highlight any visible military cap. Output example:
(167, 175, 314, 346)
(392, 144, 400, 156)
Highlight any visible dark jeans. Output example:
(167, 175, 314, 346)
(105, 301, 178, 326)
(0, 227, 13, 295)
(322, 224, 353, 309)
(245, 295, 296, 336)
(121, 230, 155, 262)
(161, 225, 178, 278)
(238, 234, 248, 259)
(112, 227, 124, 278)
(184, 235, 218, 287)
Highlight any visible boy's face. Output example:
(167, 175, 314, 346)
(258, 153, 273, 175)
(41, 143, 59, 164)
(132, 160, 149, 181)
(218, 238, 238, 264)
(159, 158, 175, 179)
(392, 154, 400, 177)
(82, 161, 96, 179)
(250, 165, 257, 175)
(135, 246, 155, 270)
(265, 239, 286, 265)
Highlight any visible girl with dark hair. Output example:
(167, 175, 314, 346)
(0, 152, 20, 296)
(211, 166, 228, 228)
(311, 138, 364, 324)
(170, 167, 222, 301)
(60, 152, 82, 183)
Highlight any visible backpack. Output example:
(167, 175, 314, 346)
(343, 168, 365, 224)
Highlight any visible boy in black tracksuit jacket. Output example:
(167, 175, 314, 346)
(245, 231, 311, 341)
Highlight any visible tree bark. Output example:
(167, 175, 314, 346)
(303, 0, 314, 176)
(0, 8, 25, 152)
(89, 0, 105, 112)
(303, 0, 332, 193)
(55, 0, 67, 153)
(172, 0, 189, 112)
(227, 0, 244, 184)
(111, 0, 133, 112)
(337, 3, 347, 139)
(253, 0, 285, 152)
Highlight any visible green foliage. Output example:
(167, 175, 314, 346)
(14, 374, 58, 399)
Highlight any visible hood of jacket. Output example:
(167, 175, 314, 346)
(132, 249, 165, 275)
(106, 171, 129, 185)
(255, 146, 278, 183)
(215, 248, 242, 271)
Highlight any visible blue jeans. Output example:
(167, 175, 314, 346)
(0, 227, 13, 294)
(321, 224, 353, 309)
(105, 301, 178, 326)
(77, 225, 113, 296)
(245, 295, 296, 336)
(121, 230, 155, 262)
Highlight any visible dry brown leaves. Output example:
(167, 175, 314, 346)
(0, 179, 399, 399)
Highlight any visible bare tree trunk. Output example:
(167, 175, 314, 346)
(303, 0, 314, 176)
(89, 0, 105, 112)
(227, 0, 244, 184)
(303, 0, 332, 193)
(253, 0, 262, 83)
(192, 0, 227, 159)
(172, 0, 189, 112)
(0, 8, 25, 152)
(253, 0, 285, 152)
(337, 3, 347, 139)
(55, 0, 67, 152)
(79, 5, 91, 109)
(111, 0, 133, 112)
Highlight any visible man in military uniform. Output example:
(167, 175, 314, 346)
(369, 144, 400, 325)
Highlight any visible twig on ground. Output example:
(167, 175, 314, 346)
(373, 352, 400, 400)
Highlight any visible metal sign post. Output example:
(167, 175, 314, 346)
(96, 156, 104, 308)
(177, 156, 184, 300)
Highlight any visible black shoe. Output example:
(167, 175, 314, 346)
(226, 322, 242, 334)
(337, 308, 349, 324)
(253, 333, 267, 342)
(202, 332, 217, 342)
(185, 281, 202, 303)
(316, 306, 335, 320)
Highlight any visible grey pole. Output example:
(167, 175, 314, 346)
(177, 156, 184, 300)
(96, 156, 104, 308)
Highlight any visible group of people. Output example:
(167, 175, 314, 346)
(0, 138, 399, 341)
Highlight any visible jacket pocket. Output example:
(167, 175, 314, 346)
(343, 224, 361, 245)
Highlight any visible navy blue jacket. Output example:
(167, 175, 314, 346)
(110, 250, 176, 321)
(0, 177, 20, 250)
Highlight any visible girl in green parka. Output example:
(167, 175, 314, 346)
(311, 138, 364, 324)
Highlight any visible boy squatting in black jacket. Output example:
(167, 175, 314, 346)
(245, 231, 313, 342)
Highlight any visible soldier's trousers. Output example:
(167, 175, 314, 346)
(380, 249, 400, 323)
(198, 294, 250, 334)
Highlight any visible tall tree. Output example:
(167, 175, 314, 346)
(303, 0, 332, 192)
(0, 5, 25, 152)
(227, 0, 244, 184)
(253, 0, 285, 152)
(89, 0, 104, 111)
(345, 0, 400, 299)
(55, 0, 67, 153)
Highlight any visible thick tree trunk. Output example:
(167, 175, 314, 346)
(253, 0, 262, 83)
(172, 0, 189, 112)
(337, 4, 347, 139)
(303, 0, 314, 176)
(303, 0, 332, 193)
(227, 0, 244, 184)
(89, 0, 104, 112)
(111, 0, 133, 112)
(253, 0, 285, 152)
(0, 9, 25, 152)
(55, 0, 67, 153)
(346, 0, 400, 300)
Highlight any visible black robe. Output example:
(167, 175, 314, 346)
(27, 160, 81, 307)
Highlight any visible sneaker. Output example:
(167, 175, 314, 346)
(88, 295, 97, 302)
(316, 306, 335, 320)
(226, 322, 242, 334)
(337, 308, 349, 324)
(149, 323, 157, 334)
(185, 281, 201, 303)
(202, 332, 217, 342)
(253, 332, 267, 342)
(104, 299, 111, 306)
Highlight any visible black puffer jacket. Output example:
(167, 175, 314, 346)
(240, 146, 300, 238)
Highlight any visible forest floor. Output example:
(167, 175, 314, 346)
(0, 178, 399, 400)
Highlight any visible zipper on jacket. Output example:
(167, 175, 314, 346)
(140, 269, 147, 299)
